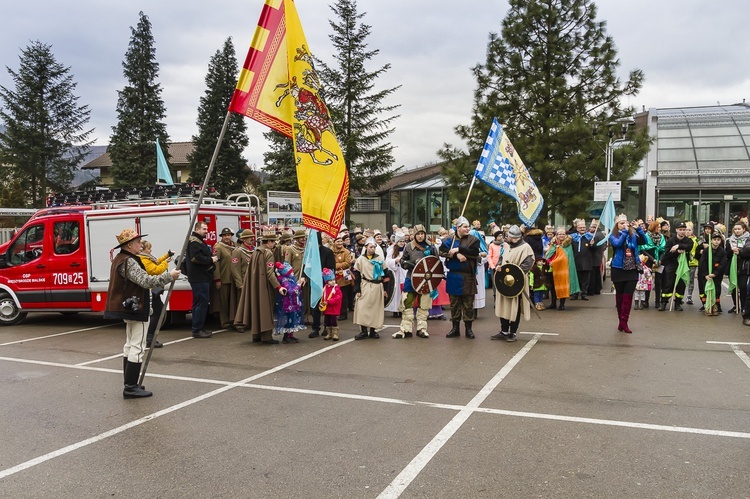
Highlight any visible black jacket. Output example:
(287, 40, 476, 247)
(186, 232, 215, 283)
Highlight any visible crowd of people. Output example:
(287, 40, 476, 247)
(103, 214, 750, 398)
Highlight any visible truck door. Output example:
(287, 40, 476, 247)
(47, 219, 89, 308)
(0, 222, 48, 310)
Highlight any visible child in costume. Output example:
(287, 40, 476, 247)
(634, 253, 652, 310)
(274, 261, 304, 343)
(530, 257, 550, 310)
(320, 268, 343, 341)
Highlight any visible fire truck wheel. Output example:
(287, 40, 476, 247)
(0, 293, 27, 326)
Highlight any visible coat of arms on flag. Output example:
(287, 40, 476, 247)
(229, 0, 348, 238)
(474, 118, 544, 226)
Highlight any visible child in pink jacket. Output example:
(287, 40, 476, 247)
(320, 268, 343, 341)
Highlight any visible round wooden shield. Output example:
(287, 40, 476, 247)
(494, 263, 525, 298)
(411, 255, 445, 295)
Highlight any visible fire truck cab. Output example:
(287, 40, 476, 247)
(0, 193, 260, 326)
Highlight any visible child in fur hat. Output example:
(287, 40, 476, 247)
(320, 268, 343, 341)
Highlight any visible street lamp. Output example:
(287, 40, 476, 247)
(593, 117, 635, 181)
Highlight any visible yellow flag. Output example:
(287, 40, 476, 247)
(229, 0, 349, 238)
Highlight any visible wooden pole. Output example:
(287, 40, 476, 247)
(139, 110, 232, 385)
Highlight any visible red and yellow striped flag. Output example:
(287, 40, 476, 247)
(229, 0, 349, 238)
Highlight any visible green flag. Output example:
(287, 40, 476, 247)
(676, 253, 690, 288)
(728, 253, 738, 294)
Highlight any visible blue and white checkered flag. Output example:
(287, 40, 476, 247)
(474, 118, 544, 226)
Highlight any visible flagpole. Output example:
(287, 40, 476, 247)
(449, 176, 478, 251)
(139, 110, 233, 386)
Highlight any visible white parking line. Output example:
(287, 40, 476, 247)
(75, 336, 195, 366)
(0, 338, 353, 480)
(0, 324, 114, 347)
(377, 333, 543, 499)
(706, 341, 750, 369)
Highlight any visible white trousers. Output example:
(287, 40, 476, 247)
(123, 319, 148, 363)
(399, 292, 431, 333)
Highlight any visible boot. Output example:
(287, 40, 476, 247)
(464, 321, 475, 339)
(618, 294, 633, 333)
(643, 291, 650, 309)
(557, 298, 566, 310)
(716, 302, 722, 314)
(355, 325, 368, 340)
(331, 327, 339, 341)
(658, 301, 667, 311)
(369, 327, 380, 339)
(615, 293, 623, 315)
(674, 299, 683, 311)
(123, 361, 152, 399)
(446, 321, 461, 338)
(549, 299, 557, 310)
(323, 327, 332, 340)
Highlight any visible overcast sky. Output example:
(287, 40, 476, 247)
(2, 0, 749, 171)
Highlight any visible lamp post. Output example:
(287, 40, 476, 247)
(593, 118, 634, 181)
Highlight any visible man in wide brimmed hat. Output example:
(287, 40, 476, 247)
(104, 228, 181, 399)
(214, 228, 237, 330)
(235, 229, 287, 344)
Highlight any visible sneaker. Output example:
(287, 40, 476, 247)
(416, 331, 428, 338)
(146, 340, 163, 349)
(505, 333, 517, 342)
(686, 298, 693, 305)
(490, 332, 509, 340)
(192, 330, 212, 339)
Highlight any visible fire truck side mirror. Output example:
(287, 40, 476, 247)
(0, 253, 7, 269)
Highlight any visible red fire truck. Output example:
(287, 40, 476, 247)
(0, 193, 261, 326)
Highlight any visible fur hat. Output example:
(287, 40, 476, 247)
(322, 268, 335, 282)
(114, 228, 146, 248)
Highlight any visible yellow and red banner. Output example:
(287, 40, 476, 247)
(229, 0, 349, 238)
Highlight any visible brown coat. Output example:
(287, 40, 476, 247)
(234, 248, 276, 339)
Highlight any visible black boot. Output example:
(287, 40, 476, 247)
(355, 325, 368, 340)
(658, 301, 667, 311)
(446, 321, 460, 338)
(369, 327, 380, 339)
(674, 299, 683, 311)
(123, 361, 152, 399)
(464, 321, 475, 339)
(557, 298, 566, 310)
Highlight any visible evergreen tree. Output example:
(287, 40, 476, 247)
(261, 130, 298, 192)
(317, 0, 400, 196)
(109, 11, 170, 187)
(188, 38, 249, 196)
(0, 41, 93, 207)
(0, 179, 27, 211)
(441, 0, 649, 223)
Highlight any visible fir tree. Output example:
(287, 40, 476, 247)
(441, 0, 649, 223)
(109, 11, 170, 187)
(0, 41, 93, 207)
(188, 38, 249, 197)
(317, 0, 400, 196)
(261, 130, 298, 192)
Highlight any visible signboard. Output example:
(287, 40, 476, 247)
(594, 181, 621, 202)
(266, 190, 304, 230)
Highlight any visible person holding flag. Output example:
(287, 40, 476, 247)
(608, 215, 647, 333)
(725, 220, 750, 317)
(659, 221, 694, 311)
(698, 227, 727, 316)
(440, 217, 481, 339)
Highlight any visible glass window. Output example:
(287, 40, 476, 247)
(428, 190, 443, 231)
(399, 191, 412, 227)
(388, 192, 400, 227)
(414, 190, 427, 226)
(9, 224, 44, 265)
(54, 221, 80, 255)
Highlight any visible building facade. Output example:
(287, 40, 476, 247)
(641, 104, 750, 227)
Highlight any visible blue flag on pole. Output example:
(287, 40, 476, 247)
(597, 192, 615, 246)
(303, 229, 323, 307)
(474, 118, 544, 226)
(156, 138, 174, 185)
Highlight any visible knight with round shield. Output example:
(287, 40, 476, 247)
(394, 225, 441, 338)
(492, 224, 535, 342)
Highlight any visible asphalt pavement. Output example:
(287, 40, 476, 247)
(0, 289, 749, 498)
